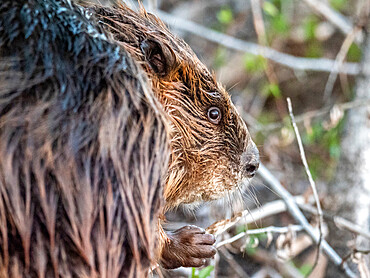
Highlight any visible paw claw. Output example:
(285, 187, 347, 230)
(160, 225, 217, 269)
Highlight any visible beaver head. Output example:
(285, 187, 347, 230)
(93, 5, 260, 208)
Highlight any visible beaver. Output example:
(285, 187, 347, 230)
(0, 0, 169, 277)
(91, 4, 260, 270)
(0, 0, 260, 276)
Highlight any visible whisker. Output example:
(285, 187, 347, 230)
(226, 190, 234, 217)
(257, 180, 282, 199)
(227, 81, 241, 92)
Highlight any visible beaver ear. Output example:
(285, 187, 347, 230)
(140, 39, 176, 77)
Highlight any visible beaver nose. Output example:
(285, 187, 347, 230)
(241, 142, 260, 178)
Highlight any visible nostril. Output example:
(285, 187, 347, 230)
(244, 162, 259, 177)
(241, 142, 260, 178)
(245, 164, 257, 175)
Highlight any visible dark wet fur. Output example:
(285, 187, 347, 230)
(0, 0, 169, 277)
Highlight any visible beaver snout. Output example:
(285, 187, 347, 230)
(241, 142, 260, 178)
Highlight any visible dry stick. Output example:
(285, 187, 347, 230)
(257, 164, 356, 278)
(297, 203, 370, 240)
(287, 97, 324, 277)
(156, 10, 360, 75)
(323, 27, 362, 101)
(251, 0, 268, 46)
(210, 195, 370, 241)
(216, 225, 304, 249)
(250, 0, 279, 86)
(206, 196, 306, 237)
(302, 0, 363, 43)
(258, 98, 370, 132)
(218, 248, 251, 278)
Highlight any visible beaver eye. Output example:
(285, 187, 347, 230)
(207, 107, 221, 124)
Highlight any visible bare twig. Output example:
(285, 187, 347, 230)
(302, 0, 363, 43)
(287, 97, 324, 276)
(298, 202, 370, 240)
(208, 192, 370, 242)
(257, 164, 356, 278)
(334, 217, 370, 240)
(342, 249, 370, 278)
(251, 0, 268, 46)
(250, 0, 279, 90)
(219, 248, 251, 278)
(156, 10, 360, 75)
(323, 26, 362, 100)
(216, 225, 304, 249)
(257, 98, 370, 132)
(251, 249, 305, 278)
(206, 196, 306, 236)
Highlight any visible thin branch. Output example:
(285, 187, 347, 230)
(302, 0, 363, 43)
(216, 225, 304, 249)
(249, 247, 306, 278)
(341, 249, 370, 278)
(206, 195, 313, 237)
(208, 193, 370, 242)
(156, 10, 360, 75)
(298, 202, 370, 240)
(257, 164, 356, 278)
(251, 0, 268, 46)
(323, 26, 362, 100)
(287, 97, 324, 277)
(206, 196, 305, 236)
(251, 0, 279, 86)
(334, 217, 370, 240)
(256, 98, 370, 132)
(219, 248, 251, 278)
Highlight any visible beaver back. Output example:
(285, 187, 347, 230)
(0, 0, 168, 277)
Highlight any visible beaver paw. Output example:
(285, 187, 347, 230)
(160, 225, 216, 269)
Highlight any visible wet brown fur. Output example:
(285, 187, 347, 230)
(92, 4, 259, 270)
(92, 5, 257, 209)
(0, 1, 169, 277)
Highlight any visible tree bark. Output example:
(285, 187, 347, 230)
(327, 28, 370, 276)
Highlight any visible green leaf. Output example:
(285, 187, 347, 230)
(272, 14, 289, 34)
(347, 43, 362, 62)
(303, 122, 324, 144)
(262, 83, 282, 98)
(298, 264, 313, 276)
(214, 47, 227, 68)
(263, 2, 279, 17)
(305, 41, 323, 58)
(329, 144, 341, 159)
(245, 235, 258, 255)
(198, 266, 214, 278)
(303, 16, 319, 41)
(236, 225, 247, 234)
(330, 0, 347, 11)
(217, 8, 233, 25)
(190, 267, 197, 278)
(243, 54, 266, 73)
(269, 84, 281, 98)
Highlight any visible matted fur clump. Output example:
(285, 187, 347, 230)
(0, 0, 169, 277)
